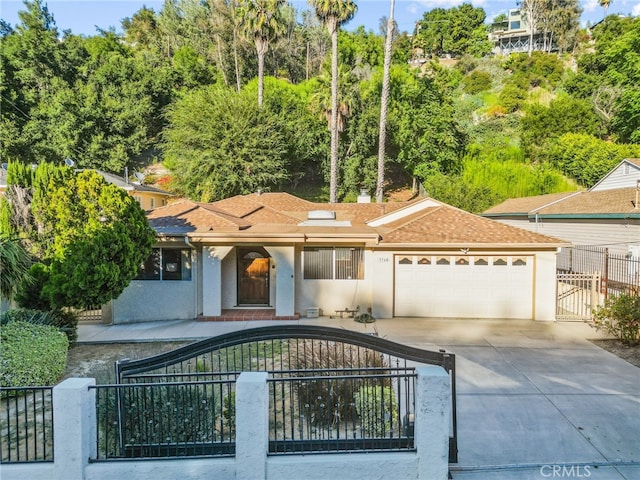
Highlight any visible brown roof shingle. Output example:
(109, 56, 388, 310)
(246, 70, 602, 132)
(483, 191, 580, 215)
(147, 193, 566, 246)
(537, 188, 640, 215)
(381, 205, 564, 245)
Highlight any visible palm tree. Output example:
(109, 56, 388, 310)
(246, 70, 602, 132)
(599, 0, 611, 18)
(310, 0, 357, 203)
(0, 236, 31, 306)
(239, 0, 285, 107)
(376, 0, 395, 203)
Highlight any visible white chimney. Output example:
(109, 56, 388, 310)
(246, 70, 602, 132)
(357, 188, 371, 203)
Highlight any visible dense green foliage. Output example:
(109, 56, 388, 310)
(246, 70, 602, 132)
(414, 3, 492, 58)
(1, 1, 638, 210)
(547, 133, 640, 187)
(0, 320, 68, 387)
(354, 385, 399, 436)
(0, 308, 77, 342)
(165, 83, 293, 200)
(0, 237, 32, 302)
(2, 163, 156, 310)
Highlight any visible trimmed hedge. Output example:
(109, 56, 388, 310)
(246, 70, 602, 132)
(0, 320, 69, 387)
(0, 308, 78, 343)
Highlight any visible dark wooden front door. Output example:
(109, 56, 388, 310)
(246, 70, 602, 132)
(237, 248, 270, 305)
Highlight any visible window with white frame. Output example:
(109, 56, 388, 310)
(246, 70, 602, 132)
(303, 247, 364, 280)
(135, 248, 192, 280)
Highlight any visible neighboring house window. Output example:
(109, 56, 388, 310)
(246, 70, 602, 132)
(150, 198, 155, 209)
(133, 195, 142, 205)
(303, 247, 364, 280)
(135, 248, 192, 281)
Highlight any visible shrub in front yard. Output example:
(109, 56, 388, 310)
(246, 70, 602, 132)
(0, 308, 78, 343)
(0, 320, 69, 388)
(355, 385, 399, 437)
(591, 293, 640, 345)
(290, 340, 389, 427)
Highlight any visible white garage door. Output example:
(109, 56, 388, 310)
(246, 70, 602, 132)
(394, 254, 534, 319)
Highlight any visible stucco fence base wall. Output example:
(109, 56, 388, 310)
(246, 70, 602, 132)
(1, 367, 450, 480)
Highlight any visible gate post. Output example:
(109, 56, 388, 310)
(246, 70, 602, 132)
(236, 372, 269, 480)
(415, 366, 451, 480)
(53, 378, 96, 480)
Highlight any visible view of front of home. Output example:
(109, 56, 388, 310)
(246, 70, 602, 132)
(105, 192, 566, 324)
(1, 2, 639, 480)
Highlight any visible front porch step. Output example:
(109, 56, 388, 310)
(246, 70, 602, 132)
(197, 309, 300, 321)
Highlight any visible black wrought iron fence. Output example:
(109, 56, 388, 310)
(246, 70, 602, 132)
(269, 369, 416, 454)
(0, 386, 53, 463)
(92, 380, 235, 460)
(115, 325, 457, 462)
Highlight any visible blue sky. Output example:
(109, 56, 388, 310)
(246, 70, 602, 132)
(1, 0, 638, 37)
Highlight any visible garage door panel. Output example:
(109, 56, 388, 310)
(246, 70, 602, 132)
(394, 255, 533, 319)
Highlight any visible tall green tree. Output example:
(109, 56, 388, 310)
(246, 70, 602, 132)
(164, 85, 291, 201)
(239, 0, 286, 107)
(4, 164, 155, 310)
(415, 4, 490, 58)
(310, 0, 357, 203)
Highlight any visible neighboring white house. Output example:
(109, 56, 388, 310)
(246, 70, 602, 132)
(482, 159, 640, 257)
(589, 158, 640, 192)
(105, 192, 567, 324)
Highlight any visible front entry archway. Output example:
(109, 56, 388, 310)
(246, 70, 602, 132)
(237, 247, 270, 305)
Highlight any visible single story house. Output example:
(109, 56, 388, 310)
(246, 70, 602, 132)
(482, 159, 640, 256)
(104, 192, 567, 324)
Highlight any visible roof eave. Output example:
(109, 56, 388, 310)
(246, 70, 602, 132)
(375, 242, 569, 249)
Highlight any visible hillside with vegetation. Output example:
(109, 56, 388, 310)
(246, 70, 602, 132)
(1, 0, 639, 212)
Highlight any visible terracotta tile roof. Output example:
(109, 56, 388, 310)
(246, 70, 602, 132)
(483, 192, 579, 215)
(381, 205, 564, 245)
(536, 188, 640, 215)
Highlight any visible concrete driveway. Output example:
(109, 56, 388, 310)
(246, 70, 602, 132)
(78, 317, 640, 480)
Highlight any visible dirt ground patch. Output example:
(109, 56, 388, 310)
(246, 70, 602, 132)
(590, 339, 640, 368)
(62, 341, 191, 383)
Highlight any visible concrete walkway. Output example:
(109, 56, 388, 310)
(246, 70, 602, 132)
(78, 317, 640, 480)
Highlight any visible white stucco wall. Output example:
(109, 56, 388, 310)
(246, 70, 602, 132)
(264, 246, 295, 316)
(110, 279, 197, 323)
(295, 248, 375, 317)
(533, 250, 560, 321)
(221, 249, 238, 309)
(202, 246, 233, 316)
(370, 250, 395, 319)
